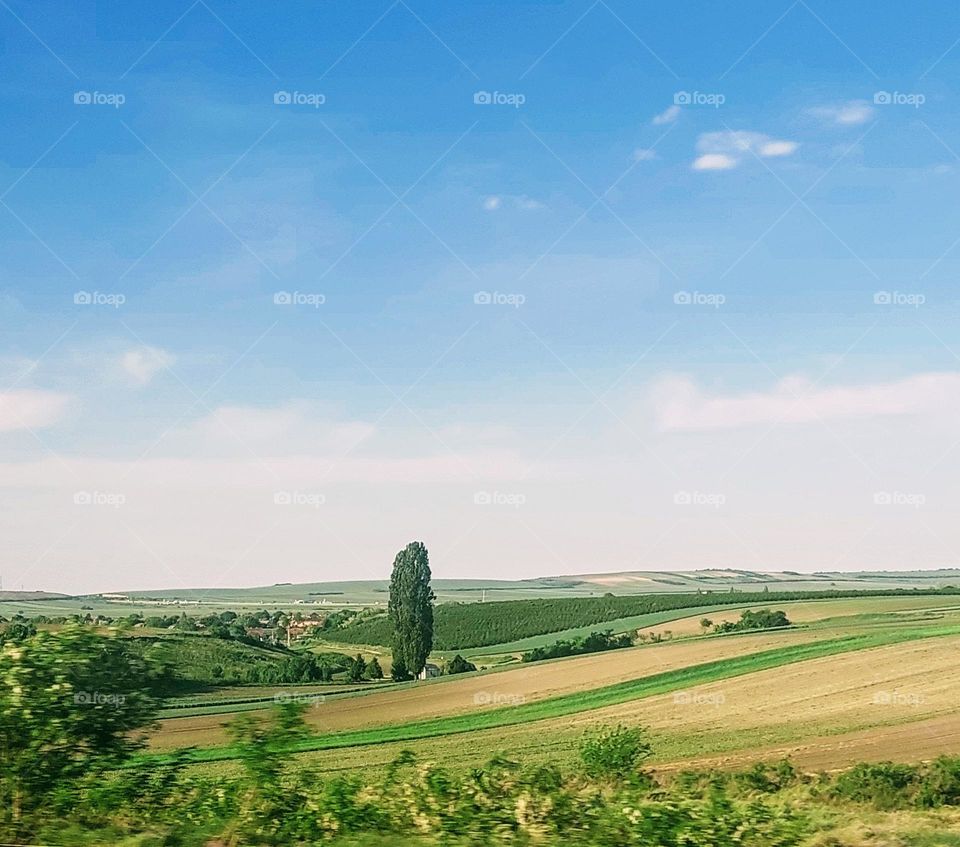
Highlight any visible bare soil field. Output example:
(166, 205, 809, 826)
(636, 595, 960, 637)
(652, 712, 960, 774)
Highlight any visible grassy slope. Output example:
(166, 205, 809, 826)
(140, 622, 960, 766)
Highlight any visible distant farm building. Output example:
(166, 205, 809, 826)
(418, 663, 441, 680)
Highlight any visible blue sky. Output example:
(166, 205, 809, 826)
(3, 0, 960, 592)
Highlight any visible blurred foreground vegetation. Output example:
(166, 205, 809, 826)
(3, 625, 960, 846)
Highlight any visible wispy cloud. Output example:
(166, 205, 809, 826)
(692, 130, 799, 171)
(482, 194, 545, 212)
(652, 104, 681, 125)
(808, 100, 874, 126)
(121, 346, 175, 385)
(0, 389, 71, 432)
(652, 372, 960, 430)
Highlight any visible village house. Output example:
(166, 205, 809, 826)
(417, 663, 441, 680)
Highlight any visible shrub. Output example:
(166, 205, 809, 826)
(446, 654, 477, 675)
(734, 760, 798, 793)
(832, 762, 918, 809)
(579, 724, 652, 783)
(915, 757, 960, 808)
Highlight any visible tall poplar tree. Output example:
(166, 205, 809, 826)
(388, 541, 435, 679)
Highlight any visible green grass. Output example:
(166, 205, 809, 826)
(139, 622, 960, 766)
(159, 682, 393, 718)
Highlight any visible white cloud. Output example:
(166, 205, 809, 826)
(652, 104, 681, 125)
(0, 399, 531, 487)
(652, 372, 960, 431)
(514, 195, 545, 210)
(482, 194, 544, 212)
(693, 131, 799, 170)
(692, 153, 738, 171)
(632, 148, 658, 161)
(809, 100, 874, 126)
(121, 346, 175, 385)
(757, 140, 799, 157)
(183, 402, 376, 456)
(0, 389, 70, 432)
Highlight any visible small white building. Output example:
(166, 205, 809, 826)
(417, 663, 441, 680)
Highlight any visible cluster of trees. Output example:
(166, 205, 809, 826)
(347, 654, 384, 681)
(225, 652, 347, 685)
(332, 585, 960, 650)
(522, 630, 634, 663)
(709, 609, 792, 634)
(117, 636, 355, 693)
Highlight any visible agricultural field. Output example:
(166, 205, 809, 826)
(7, 579, 960, 846)
(141, 592, 960, 780)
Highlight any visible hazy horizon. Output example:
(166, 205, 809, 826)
(6, 564, 960, 599)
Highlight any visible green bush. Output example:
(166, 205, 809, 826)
(579, 724, 653, 783)
(916, 756, 960, 808)
(832, 761, 918, 809)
